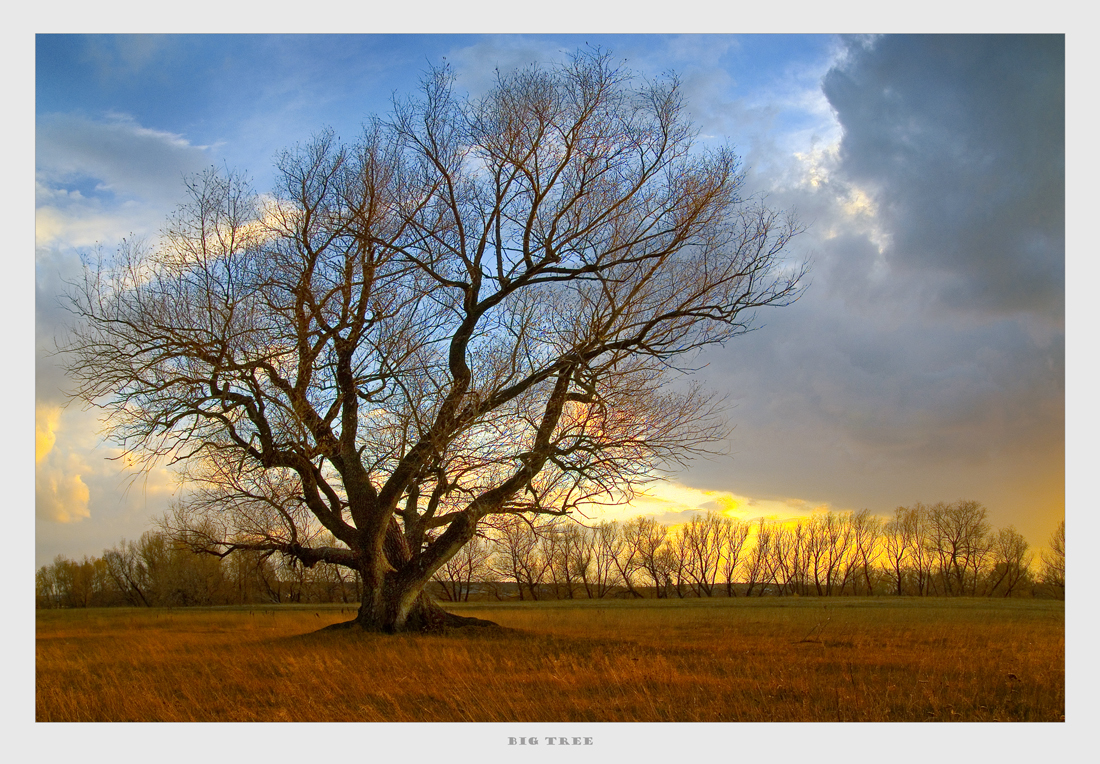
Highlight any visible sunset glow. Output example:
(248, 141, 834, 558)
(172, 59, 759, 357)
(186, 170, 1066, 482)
(35, 34, 1065, 568)
(21, 14, 1086, 759)
(618, 480, 829, 528)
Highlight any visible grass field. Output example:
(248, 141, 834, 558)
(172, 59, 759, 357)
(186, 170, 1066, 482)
(35, 597, 1063, 722)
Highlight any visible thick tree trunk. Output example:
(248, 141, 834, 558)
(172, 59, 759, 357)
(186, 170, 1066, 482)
(324, 518, 499, 633)
(319, 581, 497, 632)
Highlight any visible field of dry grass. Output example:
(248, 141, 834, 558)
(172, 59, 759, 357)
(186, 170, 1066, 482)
(36, 597, 1063, 722)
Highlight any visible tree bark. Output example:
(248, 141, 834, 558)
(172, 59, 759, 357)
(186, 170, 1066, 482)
(321, 587, 496, 632)
(323, 518, 499, 633)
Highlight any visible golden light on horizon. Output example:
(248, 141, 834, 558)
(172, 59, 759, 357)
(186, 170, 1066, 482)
(619, 479, 838, 529)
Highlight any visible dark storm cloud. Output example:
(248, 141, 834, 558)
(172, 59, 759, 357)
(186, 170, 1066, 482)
(680, 35, 1063, 543)
(822, 35, 1064, 320)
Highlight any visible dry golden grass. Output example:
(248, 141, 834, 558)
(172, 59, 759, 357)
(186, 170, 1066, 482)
(36, 597, 1063, 722)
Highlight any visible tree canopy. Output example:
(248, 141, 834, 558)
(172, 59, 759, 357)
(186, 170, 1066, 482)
(64, 49, 804, 631)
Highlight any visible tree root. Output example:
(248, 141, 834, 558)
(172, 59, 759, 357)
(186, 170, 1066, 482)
(318, 612, 502, 633)
(318, 597, 502, 633)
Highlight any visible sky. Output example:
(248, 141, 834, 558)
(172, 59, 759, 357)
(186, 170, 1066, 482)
(34, 33, 1067, 568)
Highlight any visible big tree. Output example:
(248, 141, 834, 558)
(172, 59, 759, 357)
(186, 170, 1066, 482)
(64, 50, 803, 631)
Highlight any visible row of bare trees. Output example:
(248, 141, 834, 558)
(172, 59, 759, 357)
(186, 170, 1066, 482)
(435, 501, 1063, 601)
(441, 513, 750, 601)
(35, 530, 363, 609)
(36, 503, 1065, 608)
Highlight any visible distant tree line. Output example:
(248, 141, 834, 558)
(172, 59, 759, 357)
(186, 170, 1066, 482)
(435, 502, 1064, 601)
(35, 502, 1065, 608)
(35, 529, 362, 609)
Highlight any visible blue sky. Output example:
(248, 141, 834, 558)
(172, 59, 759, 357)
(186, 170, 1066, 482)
(35, 33, 1067, 569)
(35, 34, 841, 201)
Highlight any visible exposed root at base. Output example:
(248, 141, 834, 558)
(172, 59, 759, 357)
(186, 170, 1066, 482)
(439, 612, 502, 629)
(318, 611, 503, 634)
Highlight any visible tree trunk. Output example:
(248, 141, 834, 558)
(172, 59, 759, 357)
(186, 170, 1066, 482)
(326, 518, 499, 633)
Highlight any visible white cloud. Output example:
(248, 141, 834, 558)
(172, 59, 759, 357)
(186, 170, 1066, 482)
(35, 404, 60, 464)
(36, 112, 212, 212)
(36, 450, 92, 524)
(80, 35, 177, 82)
(35, 401, 181, 536)
(663, 35, 740, 67)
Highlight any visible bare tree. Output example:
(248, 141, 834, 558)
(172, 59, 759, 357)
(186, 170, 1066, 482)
(742, 518, 775, 597)
(614, 516, 653, 598)
(102, 538, 153, 607)
(434, 531, 493, 602)
(845, 509, 882, 595)
(663, 526, 693, 598)
(680, 511, 725, 596)
(1039, 518, 1065, 599)
(35, 557, 79, 609)
(39, 555, 114, 608)
(630, 517, 671, 598)
(309, 531, 362, 603)
(571, 520, 620, 599)
(984, 526, 1033, 598)
(883, 502, 937, 596)
(802, 513, 843, 596)
(811, 512, 853, 596)
(35, 562, 64, 609)
(487, 514, 549, 600)
(62, 49, 802, 631)
(719, 516, 750, 597)
(908, 505, 937, 596)
(768, 519, 808, 596)
(540, 518, 583, 599)
(881, 506, 913, 596)
(547, 519, 619, 599)
(927, 500, 990, 596)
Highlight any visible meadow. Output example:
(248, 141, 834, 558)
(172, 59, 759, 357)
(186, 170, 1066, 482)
(35, 597, 1063, 722)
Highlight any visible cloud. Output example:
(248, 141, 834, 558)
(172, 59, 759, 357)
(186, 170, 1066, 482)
(36, 405, 60, 464)
(34, 400, 101, 525)
(671, 35, 1064, 547)
(36, 111, 213, 218)
(30, 34, 1065, 565)
(35, 112, 215, 418)
(35, 399, 181, 533)
(821, 35, 1064, 321)
(78, 35, 178, 82)
(36, 452, 91, 524)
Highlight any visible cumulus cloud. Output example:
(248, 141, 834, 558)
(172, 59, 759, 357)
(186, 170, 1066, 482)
(35, 400, 101, 525)
(36, 404, 60, 464)
(417, 35, 1064, 544)
(36, 451, 91, 524)
(36, 400, 181, 536)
